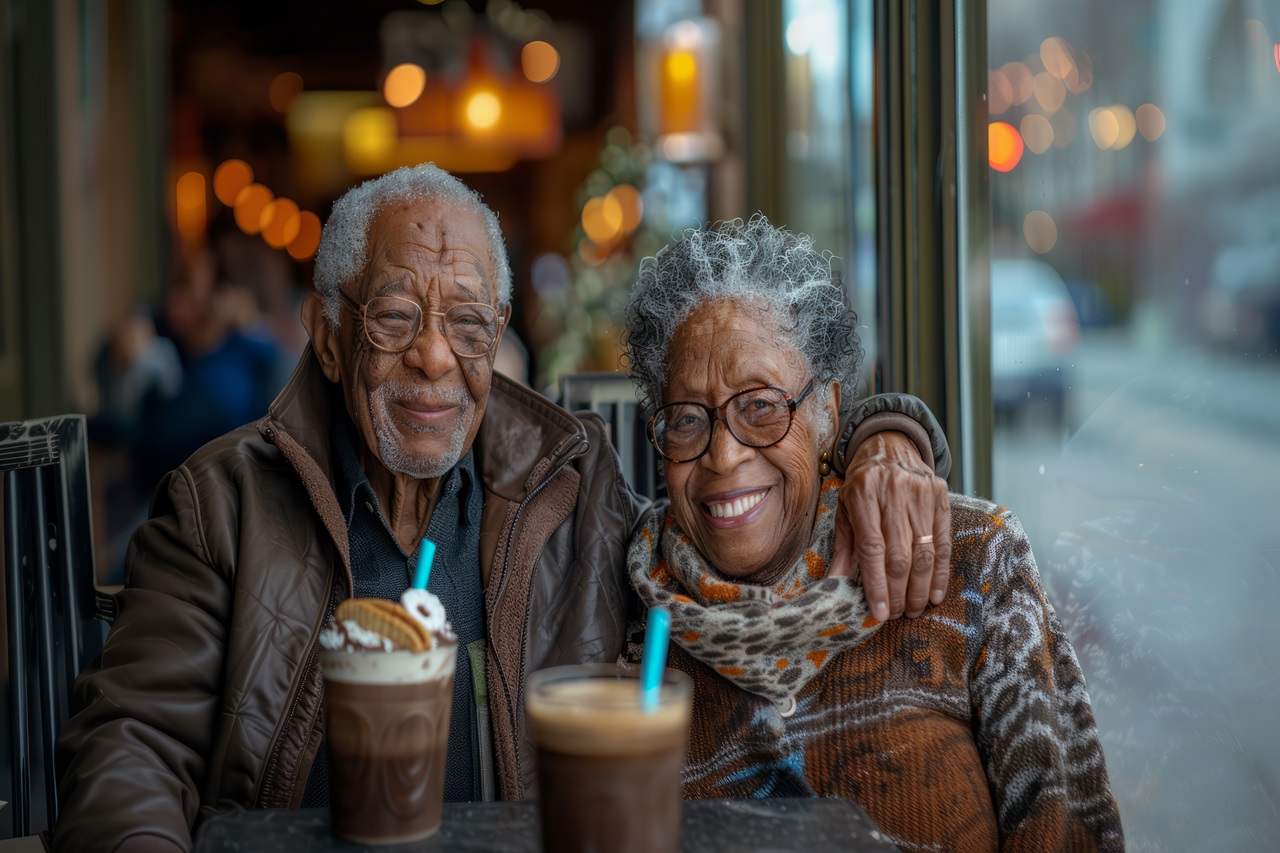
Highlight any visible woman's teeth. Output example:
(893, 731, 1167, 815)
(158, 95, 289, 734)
(707, 491, 764, 519)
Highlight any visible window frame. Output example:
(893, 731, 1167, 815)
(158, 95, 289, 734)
(873, 0, 991, 495)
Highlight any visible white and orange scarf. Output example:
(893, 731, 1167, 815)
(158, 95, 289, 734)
(627, 478, 881, 710)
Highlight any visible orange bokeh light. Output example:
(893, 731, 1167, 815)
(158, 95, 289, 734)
(175, 171, 207, 243)
(581, 196, 621, 245)
(384, 63, 427, 109)
(287, 211, 322, 260)
(1274, 44, 1279, 74)
(260, 198, 301, 248)
(1089, 108, 1120, 149)
(233, 183, 274, 235)
(521, 41, 560, 83)
(607, 184, 644, 233)
(175, 171, 206, 210)
(213, 160, 254, 207)
(1039, 37, 1075, 81)
(464, 91, 502, 130)
(988, 121, 1024, 172)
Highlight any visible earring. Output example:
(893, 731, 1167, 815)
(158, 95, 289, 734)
(819, 451, 831, 477)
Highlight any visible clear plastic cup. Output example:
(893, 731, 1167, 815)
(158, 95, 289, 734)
(526, 663, 693, 853)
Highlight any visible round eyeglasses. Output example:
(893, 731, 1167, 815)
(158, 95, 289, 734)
(646, 379, 816, 463)
(338, 291, 502, 358)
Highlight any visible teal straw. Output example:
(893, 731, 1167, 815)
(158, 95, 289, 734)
(412, 538, 436, 590)
(640, 606, 671, 713)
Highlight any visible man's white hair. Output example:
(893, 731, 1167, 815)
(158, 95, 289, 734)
(313, 163, 512, 328)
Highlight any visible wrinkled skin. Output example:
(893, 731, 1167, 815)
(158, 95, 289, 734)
(302, 198, 509, 552)
(664, 299, 951, 616)
(830, 433, 952, 619)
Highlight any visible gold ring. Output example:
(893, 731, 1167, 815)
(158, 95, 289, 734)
(913, 534, 934, 545)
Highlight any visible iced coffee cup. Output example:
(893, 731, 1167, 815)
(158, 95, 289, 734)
(526, 663, 693, 853)
(319, 592, 457, 845)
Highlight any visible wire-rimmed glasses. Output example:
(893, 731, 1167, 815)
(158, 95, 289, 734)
(338, 291, 502, 358)
(646, 379, 816, 463)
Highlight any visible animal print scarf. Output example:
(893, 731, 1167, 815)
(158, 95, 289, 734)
(627, 478, 881, 710)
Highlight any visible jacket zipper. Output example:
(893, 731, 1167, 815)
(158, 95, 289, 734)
(256, 566, 341, 808)
(489, 435, 587, 779)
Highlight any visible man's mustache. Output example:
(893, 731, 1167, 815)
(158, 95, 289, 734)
(374, 381, 472, 407)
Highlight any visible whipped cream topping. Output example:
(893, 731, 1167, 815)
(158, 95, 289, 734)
(319, 618, 396, 653)
(401, 588, 456, 648)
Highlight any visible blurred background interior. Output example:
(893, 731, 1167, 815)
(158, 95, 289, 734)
(2, 0, 1278, 848)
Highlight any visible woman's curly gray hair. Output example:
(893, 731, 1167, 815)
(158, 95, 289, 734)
(622, 215, 862, 444)
(313, 163, 512, 329)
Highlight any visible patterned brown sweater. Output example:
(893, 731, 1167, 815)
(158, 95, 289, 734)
(652, 494, 1123, 851)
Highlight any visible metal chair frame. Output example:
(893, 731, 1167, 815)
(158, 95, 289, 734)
(558, 372, 664, 501)
(2, 415, 112, 838)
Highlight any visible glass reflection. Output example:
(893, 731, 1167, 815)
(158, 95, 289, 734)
(988, 1, 1280, 848)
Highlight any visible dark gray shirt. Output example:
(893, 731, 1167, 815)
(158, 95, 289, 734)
(302, 415, 488, 806)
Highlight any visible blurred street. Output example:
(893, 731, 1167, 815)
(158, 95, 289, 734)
(993, 329, 1280, 851)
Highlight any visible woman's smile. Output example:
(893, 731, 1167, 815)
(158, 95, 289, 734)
(702, 487, 769, 526)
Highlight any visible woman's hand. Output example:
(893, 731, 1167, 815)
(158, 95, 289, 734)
(829, 431, 951, 620)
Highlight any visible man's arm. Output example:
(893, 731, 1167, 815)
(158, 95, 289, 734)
(827, 393, 952, 621)
(55, 468, 231, 853)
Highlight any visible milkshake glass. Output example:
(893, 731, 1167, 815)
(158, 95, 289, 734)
(320, 640, 456, 844)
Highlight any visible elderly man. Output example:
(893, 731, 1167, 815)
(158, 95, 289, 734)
(54, 164, 951, 851)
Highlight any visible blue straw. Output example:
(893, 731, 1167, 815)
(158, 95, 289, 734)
(412, 538, 436, 590)
(640, 606, 671, 713)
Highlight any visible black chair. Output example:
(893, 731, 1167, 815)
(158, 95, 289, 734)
(1, 415, 114, 839)
(559, 372, 664, 501)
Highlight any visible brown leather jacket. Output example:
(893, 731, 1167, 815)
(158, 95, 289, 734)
(54, 352, 644, 851)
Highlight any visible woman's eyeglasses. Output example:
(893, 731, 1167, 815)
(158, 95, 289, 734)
(646, 379, 816, 463)
(338, 291, 502, 358)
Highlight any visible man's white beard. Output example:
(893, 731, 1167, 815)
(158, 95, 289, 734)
(370, 380, 474, 478)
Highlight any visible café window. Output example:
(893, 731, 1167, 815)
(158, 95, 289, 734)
(982, 2, 1280, 848)
(781, 0, 878, 394)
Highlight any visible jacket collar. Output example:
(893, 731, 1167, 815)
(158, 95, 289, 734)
(259, 350, 349, 581)
(476, 374, 588, 503)
(264, 347, 339, 484)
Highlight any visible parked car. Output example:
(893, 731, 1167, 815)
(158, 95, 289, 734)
(990, 258, 1080, 426)
(1202, 241, 1280, 355)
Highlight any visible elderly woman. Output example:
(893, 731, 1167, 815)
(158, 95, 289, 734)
(622, 217, 1123, 851)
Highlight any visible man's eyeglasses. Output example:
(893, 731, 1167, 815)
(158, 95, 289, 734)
(338, 291, 502, 358)
(646, 379, 816, 463)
